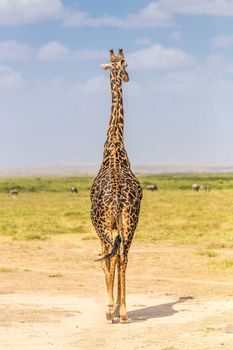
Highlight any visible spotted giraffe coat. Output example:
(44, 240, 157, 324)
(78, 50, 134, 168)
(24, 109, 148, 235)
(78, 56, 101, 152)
(90, 51, 142, 257)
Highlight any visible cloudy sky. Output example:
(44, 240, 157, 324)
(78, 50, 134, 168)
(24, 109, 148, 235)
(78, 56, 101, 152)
(0, 0, 233, 168)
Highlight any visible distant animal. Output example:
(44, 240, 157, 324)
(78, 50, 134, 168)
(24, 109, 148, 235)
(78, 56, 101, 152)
(146, 184, 158, 191)
(192, 184, 210, 192)
(202, 185, 210, 192)
(192, 184, 200, 192)
(9, 189, 19, 197)
(71, 186, 78, 193)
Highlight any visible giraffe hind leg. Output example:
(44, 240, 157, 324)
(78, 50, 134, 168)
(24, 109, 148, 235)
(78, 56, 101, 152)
(118, 253, 129, 323)
(113, 249, 129, 323)
(114, 255, 120, 318)
(101, 243, 118, 323)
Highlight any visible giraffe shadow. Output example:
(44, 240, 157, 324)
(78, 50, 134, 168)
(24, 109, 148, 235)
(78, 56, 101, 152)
(128, 296, 193, 323)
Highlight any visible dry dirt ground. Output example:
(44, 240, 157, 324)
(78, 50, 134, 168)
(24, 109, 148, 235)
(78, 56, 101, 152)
(0, 235, 232, 350)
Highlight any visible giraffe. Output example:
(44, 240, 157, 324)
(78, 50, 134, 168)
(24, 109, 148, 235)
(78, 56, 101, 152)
(90, 48, 142, 323)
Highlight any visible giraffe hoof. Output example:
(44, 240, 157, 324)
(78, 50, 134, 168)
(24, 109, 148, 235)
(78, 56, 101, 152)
(106, 308, 114, 323)
(120, 315, 130, 324)
(107, 318, 114, 324)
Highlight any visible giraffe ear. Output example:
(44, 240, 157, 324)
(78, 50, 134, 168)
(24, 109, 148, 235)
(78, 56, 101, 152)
(101, 63, 112, 70)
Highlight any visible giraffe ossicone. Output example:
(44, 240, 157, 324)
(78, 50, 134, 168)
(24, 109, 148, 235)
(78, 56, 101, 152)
(90, 48, 142, 324)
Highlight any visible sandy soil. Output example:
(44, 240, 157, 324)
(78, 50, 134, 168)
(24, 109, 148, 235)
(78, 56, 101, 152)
(0, 236, 232, 350)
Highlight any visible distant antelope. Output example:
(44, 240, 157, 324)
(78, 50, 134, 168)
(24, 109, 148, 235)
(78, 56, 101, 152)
(147, 184, 158, 191)
(192, 184, 200, 192)
(9, 189, 19, 197)
(202, 185, 210, 192)
(71, 186, 78, 193)
(192, 184, 210, 192)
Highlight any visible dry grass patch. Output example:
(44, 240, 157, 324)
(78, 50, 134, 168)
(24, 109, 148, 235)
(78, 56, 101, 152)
(197, 250, 218, 258)
(0, 266, 16, 273)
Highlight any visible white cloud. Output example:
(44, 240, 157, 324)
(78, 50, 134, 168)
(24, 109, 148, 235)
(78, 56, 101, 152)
(0, 40, 108, 62)
(211, 33, 233, 48)
(0, 1, 233, 28)
(37, 43, 107, 62)
(170, 30, 183, 41)
(161, 0, 233, 16)
(37, 42, 107, 61)
(0, 64, 25, 90)
(120, 2, 173, 28)
(0, 0, 62, 25)
(127, 44, 194, 70)
(83, 75, 108, 93)
(62, 2, 173, 28)
(62, 7, 101, 27)
(37, 41, 71, 61)
(0, 40, 33, 60)
(136, 37, 153, 46)
(75, 49, 107, 61)
(62, 1, 233, 29)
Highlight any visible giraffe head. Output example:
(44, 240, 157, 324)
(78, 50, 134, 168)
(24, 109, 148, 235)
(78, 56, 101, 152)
(101, 48, 129, 83)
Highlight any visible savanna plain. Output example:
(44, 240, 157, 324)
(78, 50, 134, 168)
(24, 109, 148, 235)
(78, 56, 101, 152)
(0, 174, 233, 350)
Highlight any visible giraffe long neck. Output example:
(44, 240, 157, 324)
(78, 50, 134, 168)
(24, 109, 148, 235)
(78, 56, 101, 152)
(101, 70, 130, 170)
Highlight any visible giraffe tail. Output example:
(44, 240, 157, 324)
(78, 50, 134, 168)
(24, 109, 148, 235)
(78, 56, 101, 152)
(95, 235, 121, 262)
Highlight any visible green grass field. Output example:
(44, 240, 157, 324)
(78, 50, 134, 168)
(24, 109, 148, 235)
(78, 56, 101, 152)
(0, 174, 233, 274)
(0, 174, 232, 245)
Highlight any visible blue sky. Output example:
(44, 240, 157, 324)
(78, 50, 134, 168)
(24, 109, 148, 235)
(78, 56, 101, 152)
(1, 0, 233, 167)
